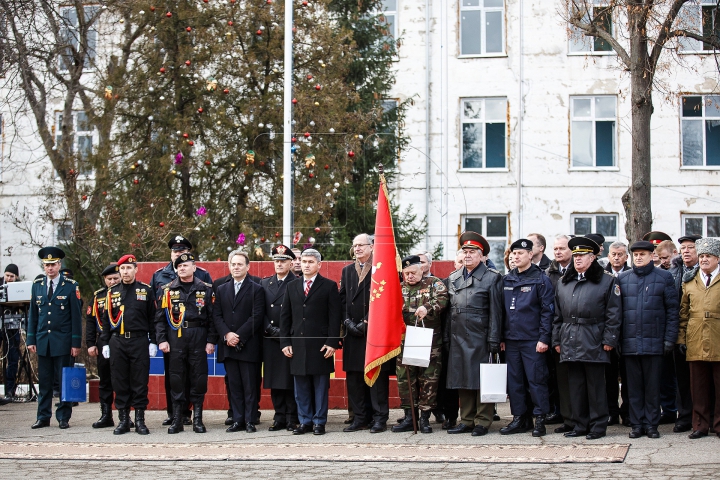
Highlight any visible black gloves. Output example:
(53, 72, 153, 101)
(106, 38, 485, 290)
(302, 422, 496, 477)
(677, 344, 687, 356)
(265, 325, 280, 338)
(344, 318, 365, 337)
(663, 341, 674, 355)
(489, 342, 500, 354)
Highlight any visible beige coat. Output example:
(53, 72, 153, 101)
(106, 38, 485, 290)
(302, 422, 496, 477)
(679, 271, 720, 362)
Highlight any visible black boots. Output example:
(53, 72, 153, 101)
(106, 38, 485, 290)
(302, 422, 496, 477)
(419, 410, 433, 434)
(113, 409, 131, 435)
(391, 409, 416, 432)
(92, 402, 115, 428)
(168, 403, 184, 434)
(135, 408, 150, 435)
(532, 415, 546, 437)
(500, 415, 530, 435)
(193, 403, 206, 433)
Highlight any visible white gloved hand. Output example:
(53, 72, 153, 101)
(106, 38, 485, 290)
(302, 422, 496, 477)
(102, 345, 110, 359)
(149, 343, 158, 357)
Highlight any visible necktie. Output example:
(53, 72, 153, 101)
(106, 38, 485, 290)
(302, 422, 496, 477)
(579, 273, 585, 281)
(48, 278, 54, 298)
(707, 274, 712, 288)
(234, 282, 241, 295)
(305, 280, 312, 296)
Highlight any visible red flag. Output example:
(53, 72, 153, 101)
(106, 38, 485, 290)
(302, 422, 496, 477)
(364, 176, 405, 386)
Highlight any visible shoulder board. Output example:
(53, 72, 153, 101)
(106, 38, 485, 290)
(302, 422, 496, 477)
(603, 271, 615, 278)
(153, 267, 164, 273)
(487, 268, 500, 274)
(64, 278, 78, 284)
(137, 281, 152, 289)
(34, 277, 44, 283)
(93, 287, 106, 296)
(202, 281, 212, 288)
(197, 266, 208, 271)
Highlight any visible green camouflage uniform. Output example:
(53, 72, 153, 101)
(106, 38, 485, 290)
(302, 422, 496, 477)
(396, 276, 448, 411)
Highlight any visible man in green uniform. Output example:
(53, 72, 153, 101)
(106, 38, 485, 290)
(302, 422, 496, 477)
(393, 255, 448, 434)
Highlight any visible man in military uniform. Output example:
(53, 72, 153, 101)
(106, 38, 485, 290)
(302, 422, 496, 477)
(86, 264, 121, 428)
(393, 255, 448, 434)
(101, 254, 157, 435)
(27, 247, 82, 429)
(261, 245, 299, 431)
(157, 253, 217, 434)
(151, 234, 212, 427)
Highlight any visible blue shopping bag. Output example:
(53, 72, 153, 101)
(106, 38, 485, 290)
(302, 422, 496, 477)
(61, 366, 87, 403)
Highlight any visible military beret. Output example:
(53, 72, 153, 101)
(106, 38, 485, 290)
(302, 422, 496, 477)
(168, 234, 193, 251)
(629, 241, 655, 253)
(271, 244, 295, 260)
(4, 264, 18, 276)
(643, 231, 672, 246)
(510, 238, 533, 252)
(585, 233, 605, 247)
(117, 254, 137, 266)
(174, 252, 196, 268)
(678, 234, 702, 244)
(401, 255, 422, 269)
(696, 237, 720, 257)
(459, 231, 490, 255)
(568, 236, 600, 255)
(101, 263, 119, 277)
(38, 246, 65, 264)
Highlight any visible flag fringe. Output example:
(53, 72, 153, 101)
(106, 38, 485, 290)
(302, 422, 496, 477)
(363, 346, 401, 387)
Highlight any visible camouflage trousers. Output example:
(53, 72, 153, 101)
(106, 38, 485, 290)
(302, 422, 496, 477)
(395, 344, 442, 412)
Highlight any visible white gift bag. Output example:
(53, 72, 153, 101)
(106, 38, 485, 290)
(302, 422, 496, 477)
(479, 355, 508, 403)
(401, 323, 433, 368)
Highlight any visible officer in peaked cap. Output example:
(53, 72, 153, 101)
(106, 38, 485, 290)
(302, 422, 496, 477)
(459, 231, 491, 257)
(151, 234, 213, 427)
(38, 246, 66, 264)
(643, 231, 673, 246)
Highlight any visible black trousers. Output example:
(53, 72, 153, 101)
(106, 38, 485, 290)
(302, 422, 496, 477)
(97, 351, 114, 405)
(346, 371, 372, 424)
(567, 362, 608, 434)
(37, 354, 73, 422)
(553, 349, 573, 426)
(438, 347, 459, 421)
(545, 349, 560, 415)
(659, 352, 677, 414)
(164, 352, 191, 417)
(224, 358, 259, 424)
(506, 340, 550, 416)
(605, 351, 628, 418)
(270, 388, 299, 424)
(167, 328, 208, 406)
(370, 370, 390, 424)
(625, 355, 663, 428)
(110, 335, 149, 410)
(674, 347, 694, 427)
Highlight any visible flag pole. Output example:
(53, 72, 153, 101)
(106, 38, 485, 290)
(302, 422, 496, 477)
(282, 0, 293, 246)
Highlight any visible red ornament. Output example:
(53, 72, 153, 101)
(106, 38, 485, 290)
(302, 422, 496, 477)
(186, 26, 192, 32)
(292, 27, 297, 34)
(315, 84, 321, 91)
(261, 237, 266, 242)
(302, 0, 308, 5)
(159, 67, 166, 73)
(256, 29, 262, 35)
(291, 98, 298, 104)
(228, 20, 233, 26)
(348, 151, 355, 158)
(159, 222, 165, 227)
(230, 0, 236, 3)
(304, 132, 310, 138)
(309, 173, 314, 178)
(102, 191, 107, 196)
(133, 179, 139, 184)
(211, 235, 217, 240)
(183, 133, 189, 138)
(188, 140, 195, 146)
(275, 232, 280, 238)
(307, 74, 313, 80)
(205, 160, 211, 165)
(82, 195, 88, 200)
(150, 6, 156, 12)
(291, 137, 297, 143)
(266, 0, 272, 3)
(165, 11, 172, 17)
(203, 0, 208, 2)
(259, 161, 265, 167)
(244, 170, 249, 175)
(314, 227, 321, 233)
(223, 88, 229, 94)
(197, 107, 203, 113)
(185, 60, 191, 66)
(324, 164, 329, 169)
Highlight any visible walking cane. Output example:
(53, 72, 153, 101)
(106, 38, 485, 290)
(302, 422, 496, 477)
(406, 364, 418, 434)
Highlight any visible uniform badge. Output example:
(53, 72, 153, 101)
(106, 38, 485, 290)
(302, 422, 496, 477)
(614, 285, 621, 296)
(76, 286, 81, 299)
(520, 286, 532, 293)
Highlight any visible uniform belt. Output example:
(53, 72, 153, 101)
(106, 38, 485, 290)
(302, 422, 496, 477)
(565, 317, 599, 324)
(705, 312, 720, 319)
(112, 331, 148, 339)
(181, 321, 204, 328)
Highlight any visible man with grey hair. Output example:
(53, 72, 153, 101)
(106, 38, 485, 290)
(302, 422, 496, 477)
(415, 251, 433, 278)
(280, 249, 341, 435)
(605, 241, 630, 277)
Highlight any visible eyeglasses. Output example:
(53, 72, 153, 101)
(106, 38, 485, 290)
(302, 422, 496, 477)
(352, 244, 372, 249)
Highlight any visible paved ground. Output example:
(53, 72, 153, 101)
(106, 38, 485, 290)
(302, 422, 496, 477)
(1, 401, 719, 478)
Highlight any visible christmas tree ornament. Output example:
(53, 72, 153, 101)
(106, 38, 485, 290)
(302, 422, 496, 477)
(102, 191, 107, 196)
(183, 133, 189, 138)
(236, 233, 246, 245)
(159, 96, 165, 100)
(228, 20, 233, 26)
(206, 78, 217, 91)
(324, 164, 329, 169)
(150, 6, 156, 11)
(159, 222, 166, 227)
(314, 227, 321, 233)
(186, 26, 192, 32)
(244, 186, 250, 190)
(223, 88, 229, 94)
(166, 11, 172, 17)
(315, 84, 321, 91)
(314, 102, 320, 106)
(185, 60, 191, 66)
(291, 98, 298, 104)
(82, 195, 88, 200)
(304, 132, 310, 138)
(188, 140, 195, 146)
(308, 173, 314, 178)
(275, 232, 280, 238)
(255, 246, 264, 257)
(149, 87, 154, 92)
(291, 137, 297, 143)
(245, 150, 255, 165)
(325, 192, 331, 197)
(148, 116, 154, 121)
(197, 107, 203, 113)
(307, 74, 313, 80)
(130, 164, 136, 170)
(104, 86, 113, 99)
(334, 182, 340, 187)
(290, 145, 298, 153)
(302, 0, 308, 6)
(347, 151, 355, 157)
(259, 123, 264, 128)
(132, 222, 137, 226)
(358, 134, 364, 139)
(119, 18, 125, 23)
(196, 206, 208, 216)
(160, 67, 166, 73)
(307, 207, 313, 212)
(176, 131, 182, 135)
(133, 178, 139, 184)
(308, 236, 315, 243)
(304, 154, 316, 168)
(230, 163, 236, 167)
(309, 121, 316, 126)
(205, 160, 211, 165)
(175, 152, 183, 164)
(314, 184, 320, 189)
(293, 232, 302, 245)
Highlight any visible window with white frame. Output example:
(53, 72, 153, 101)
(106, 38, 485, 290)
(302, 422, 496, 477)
(59, 6, 98, 71)
(461, 97, 506, 169)
(678, 0, 719, 52)
(683, 214, 720, 237)
(56, 221, 73, 243)
(55, 111, 95, 176)
(568, 1, 613, 53)
(571, 213, 618, 257)
(460, 0, 505, 56)
(378, 0, 397, 39)
(571, 96, 616, 168)
(681, 95, 720, 167)
(462, 214, 508, 273)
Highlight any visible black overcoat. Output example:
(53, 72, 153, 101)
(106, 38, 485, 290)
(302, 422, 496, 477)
(261, 273, 297, 389)
(212, 278, 266, 363)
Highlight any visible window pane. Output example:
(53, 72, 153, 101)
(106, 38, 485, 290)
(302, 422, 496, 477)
(569, 28, 591, 52)
(462, 123, 483, 168)
(383, 14, 395, 37)
(595, 215, 617, 237)
(682, 96, 703, 117)
(685, 217, 704, 236)
(707, 216, 720, 236)
(706, 120, 720, 165)
(593, 7, 613, 51)
(574, 217, 592, 235)
(571, 121, 593, 166)
(595, 121, 615, 166)
(485, 98, 506, 121)
(76, 112, 90, 131)
(706, 96, 720, 117)
(485, 122, 506, 168)
(461, 11, 482, 55)
(682, 119, 703, 166)
(382, 0, 397, 9)
(485, 11, 503, 53)
(485, 0, 503, 7)
(465, 217, 483, 235)
(595, 97, 616, 118)
(77, 135, 92, 159)
(678, 4, 702, 50)
(702, 6, 718, 50)
(573, 98, 591, 117)
(463, 100, 483, 120)
(486, 215, 507, 237)
(488, 240, 506, 275)
(463, 0, 481, 6)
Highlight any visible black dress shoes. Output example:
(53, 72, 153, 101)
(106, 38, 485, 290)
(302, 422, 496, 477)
(554, 424, 574, 434)
(442, 418, 457, 430)
(629, 427, 645, 438)
(286, 423, 297, 431)
(563, 430, 587, 437)
(344, 417, 354, 424)
(370, 422, 387, 433)
(447, 422, 473, 434)
(59, 420, 70, 429)
(246, 423, 257, 433)
(673, 423, 692, 433)
(471, 425, 488, 436)
(646, 427, 660, 438)
(433, 411, 446, 424)
(293, 424, 313, 435)
(226, 422, 243, 432)
(313, 424, 326, 435)
(268, 421, 287, 431)
(225, 417, 234, 426)
(544, 413, 563, 425)
(31, 419, 50, 429)
(0, 397, 12, 406)
(688, 430, 708, 439)
(343, 421, 369, 432)
(585, 431, 606, 440)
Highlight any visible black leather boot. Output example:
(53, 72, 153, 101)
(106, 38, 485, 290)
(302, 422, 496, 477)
(193, 403, 206, 433)
(532, 415, 546, 437)
(419, 410, 433, 434)
(168, 403, 184, 434)
(500, 415, 529, 435)
(135, 408, 150, 435)
(391, 409, 415, 432)
(113, 409, 131, 435)
(92, 402, 115, 428)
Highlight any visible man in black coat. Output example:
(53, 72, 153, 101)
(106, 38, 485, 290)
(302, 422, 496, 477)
(340, 234, 391, 434)
(280, 249, 341, 435)
(213, 250, 266, 433)
(260, 245, 299, 431)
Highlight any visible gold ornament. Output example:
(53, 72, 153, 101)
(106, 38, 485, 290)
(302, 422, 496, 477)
(245, 150, 255, 165)
(305, 154, 316, 169)
(206, 78, 218, 91)
(104, 86, 113, 100)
